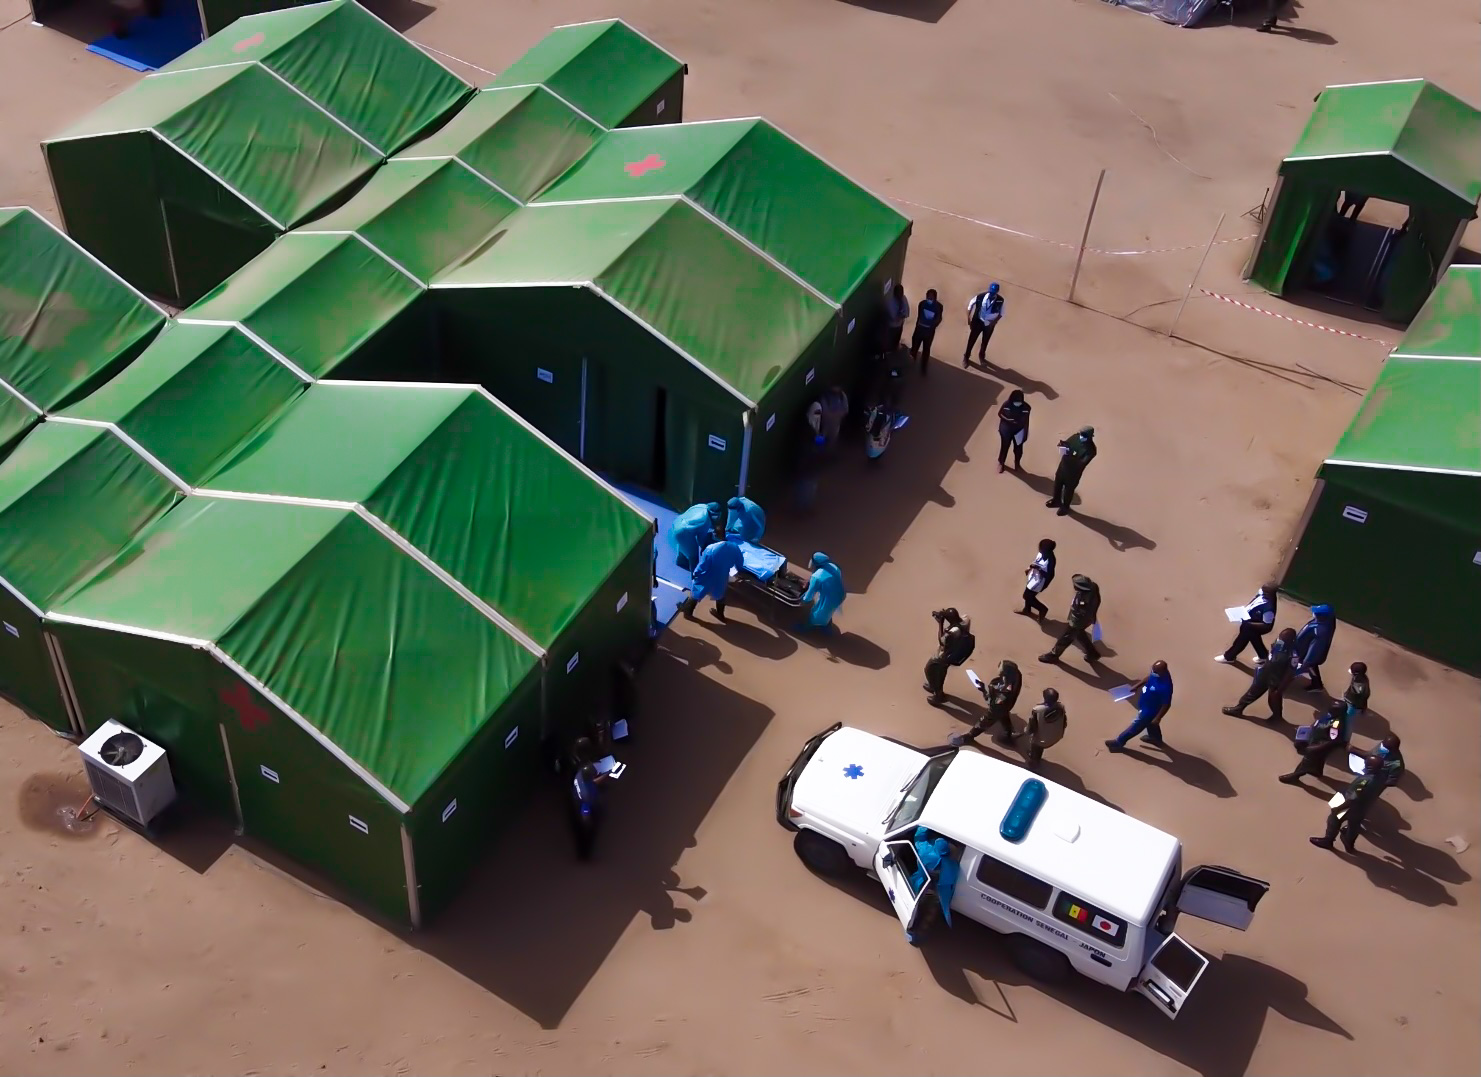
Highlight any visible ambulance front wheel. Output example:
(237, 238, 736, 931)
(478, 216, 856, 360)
(793, 830, 850, 876)
(1006, 934, 1071, 984)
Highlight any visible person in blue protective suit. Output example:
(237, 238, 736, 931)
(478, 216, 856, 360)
(905, 827, 959, 945)
(681, 533, 744, 621)
(1293, 603, 1337, 693)
(726, 496, 766, 544)
(799, 552, 845, 631)
(669, 502, 725, 572)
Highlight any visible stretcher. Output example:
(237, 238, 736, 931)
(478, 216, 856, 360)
(728, 541, 808, 618)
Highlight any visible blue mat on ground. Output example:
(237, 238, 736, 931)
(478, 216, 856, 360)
(609, 480, 689, 637)
(87, 0, 203, 72)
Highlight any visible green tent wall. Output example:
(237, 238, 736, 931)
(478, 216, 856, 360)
(0, 208, 165, 456)
(1245, 80, 1481, 322)
(1281, 266, 1481, 672)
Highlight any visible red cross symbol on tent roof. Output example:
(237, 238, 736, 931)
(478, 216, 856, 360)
(624, 153, 666, 178)
(221, 680, 271, 732)
(233, 31, 266, 52)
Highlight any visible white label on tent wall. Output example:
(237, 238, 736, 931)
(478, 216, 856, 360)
(442, 799, 458, 823)
(765, 413, 776, 432)
(883, 278, 894, 295)
(616, 592, 629, 613)
(504, 726, 519, 749)
(707, 434, 727, 452)
(656, 99, 666, 115)
(260, 765, 279, 783)
(536, 368, 554, 383)
(2, 622, 16, 638)
(566, 652, 580, 674)
(348, 815, 369, 834)
(1341, 506, 1368, 524)
(805, 368, 815, 385)
(846, 318, 856, 334)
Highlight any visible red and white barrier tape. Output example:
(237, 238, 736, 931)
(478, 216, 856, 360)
(1198, 289, 1394, 346)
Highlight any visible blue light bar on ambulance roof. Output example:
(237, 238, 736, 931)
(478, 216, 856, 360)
(1000, 778, 1048, 843)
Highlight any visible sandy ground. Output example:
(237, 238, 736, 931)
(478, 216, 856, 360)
(2, 0, 1479, 1074)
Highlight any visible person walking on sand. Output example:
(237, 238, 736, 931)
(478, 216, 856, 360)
(1278, 699, 1350, 786)
(1310, 752, 1386, 853)
(996, 389, 1032, 473)
(1047, 426, 1096, 516)
(1039, 574, 1101, 665)
(963, 283, 1005, 366)
(1221, 627, 1298, 722)
(1105, 661, 1174, 753)
(1292, 604, 1337, 693)
(1019, 538, 1056, 619)
(1015, 687, 1068, 771)
(911, 288, 944, 374)
(1216, 583, 1277, 665)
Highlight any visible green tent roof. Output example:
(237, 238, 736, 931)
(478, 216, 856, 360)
(433, 199, 838, 404)
(302, 158, 520, 282)
(60, 322, 307, 487)
(49, 63, 381, 231)
(489, 19, 682, 129)
(184, 232, 422, 377)
(200, 382, 653, 644)
(401, 84, 606, 203)
(0, 421, 181, 609)
(1283, 80, 1481, 218)
(161, 0, 471, 156)
(50, 495, 540, 808)
(534, 119, 909, 302)
(0, 207, 164, 449)
(1390, 264, 1481, 361)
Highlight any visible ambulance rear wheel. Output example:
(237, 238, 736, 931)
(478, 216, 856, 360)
(1007, 934, 1071, 984)
(793, 830, 850, 876)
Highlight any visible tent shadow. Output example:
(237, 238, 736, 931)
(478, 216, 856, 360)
(819, 868, 1347, 1076)
(409, 654, 773, 1028)
(834, 0, 960, 23)
(765, 359, 999, 590)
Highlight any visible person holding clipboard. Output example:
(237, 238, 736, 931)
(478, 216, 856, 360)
(996, 389, 1032, 473)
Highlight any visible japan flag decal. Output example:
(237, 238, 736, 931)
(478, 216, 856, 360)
(1092, 915, 1117, 935)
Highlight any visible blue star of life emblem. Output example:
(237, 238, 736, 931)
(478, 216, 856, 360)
(888, 889, 896, 902)
(843, 763, 864, 779)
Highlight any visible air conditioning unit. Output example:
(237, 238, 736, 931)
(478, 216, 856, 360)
(78, 720, 176, 828)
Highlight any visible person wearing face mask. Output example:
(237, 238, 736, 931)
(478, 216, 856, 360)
(963, 282, 1005, 366)
(996, 389, 1032, 474)
(911, 287, 945, 373)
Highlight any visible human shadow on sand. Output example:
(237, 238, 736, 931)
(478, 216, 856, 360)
(690, 609, 800, 662)
(409, 654, 773, 1028)
(825, 869, 1348, 1076)
(765, 359, 1000, 590)
(835, 0, 960, 23)
(1111, 742, 1239, 799)
(966, 358, 1060, 400)
(1015, 471, 1157, 551)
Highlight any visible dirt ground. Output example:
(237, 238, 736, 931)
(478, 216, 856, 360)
(2, 0, 1478, 1074)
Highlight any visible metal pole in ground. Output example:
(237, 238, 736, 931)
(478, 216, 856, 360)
(1168, 212, 1226, 338)
(1066, 169, 1106, 305)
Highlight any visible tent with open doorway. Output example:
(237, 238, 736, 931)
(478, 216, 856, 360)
(487, 18, 686, 129)
(1245, 79, 1481, 323)
(432, 197, 843, 506)
(1280, 265, 1481, 673)
(44, 0, 470, 305)
(0, 421, 183, 732)
(0, 207, 165, 456)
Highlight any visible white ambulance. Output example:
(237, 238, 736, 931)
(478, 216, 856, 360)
(775, 723, 1269, 1019)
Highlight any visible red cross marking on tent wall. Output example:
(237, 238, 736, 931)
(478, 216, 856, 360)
(233, 31, 266, 52)
(221, 680, 271, 732)
(624, 153, 666, 178)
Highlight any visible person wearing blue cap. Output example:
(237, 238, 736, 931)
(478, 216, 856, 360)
(799, 552, 845, 631)
(964, 282, 1005, 366)
(726, 496, 766, 544)
(681, 533, 744, 622)
(1292, 604, 1337, 693)
(668, 502, 725, 573)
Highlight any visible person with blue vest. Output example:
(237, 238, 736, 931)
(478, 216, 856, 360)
(963, 282, 1005, 366)
(725, 496, 766, 544)
(1292, 604, 1337, 693)
(1105, 661, 1174, 752)
(1217, 583, 1278, 664)
(669, 502, 724, 573)
(681, 533, 744, 622)
(799, 552, 845, 631)
(910, 287, 945, 373)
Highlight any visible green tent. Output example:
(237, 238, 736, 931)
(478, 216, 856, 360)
(47, 495, 544, 924)
(44, 1, 469, 306)
(1281, 266, 1481, 673)
(432, 197, 842, 505)
(58, 321, 309, 486)
(1245, 79, 1481, 322)
(0, 207, 165, 456)
(0, 421, 184, 732)
(179, 231, 428, 378)
(489, 19, 686, 129)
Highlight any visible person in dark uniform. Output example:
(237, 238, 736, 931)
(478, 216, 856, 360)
(884, 284, 910, 352)
(1343, 661, 1371, 719)
(923, 607, 975, 705)
(1216, 583, 1278, 664)
(1310, 753, 1386, 852)
(1019, 538, 1056, 619)
(1222, 627, 1298, 722)
(1376, 734, 1405, 789)
(1039, 574, 1101, 664)
(562, 736, 611, 861)
(1257, 0, 1288, 32)
(1279, 700, 1350, 785)
(963, 283, 1005, 365)
(911, 288, 945, 373)
(996, 389, 1032, 473)
(961, 659, 1022, 744)
(1015, 687, 1067, 770)
(1047, 426, 1096, 516)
